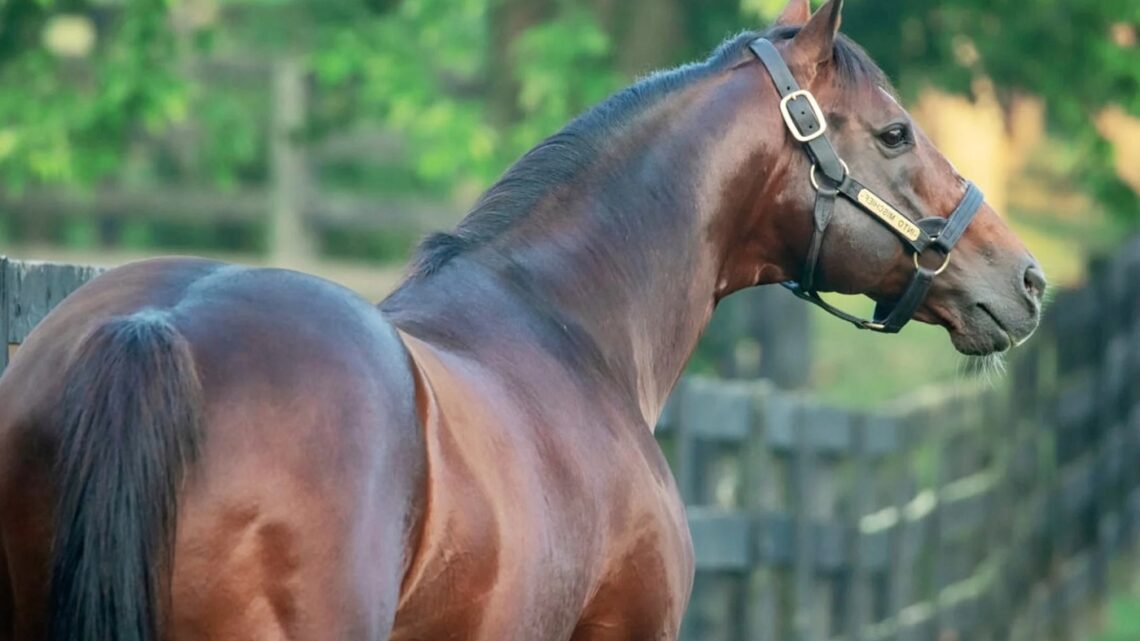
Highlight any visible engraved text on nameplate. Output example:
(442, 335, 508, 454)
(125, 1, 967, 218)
(856, 190, 921, 241)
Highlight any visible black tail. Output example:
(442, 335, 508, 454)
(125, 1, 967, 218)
(47, 312, 202, 641)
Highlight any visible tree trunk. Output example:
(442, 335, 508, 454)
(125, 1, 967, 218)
(609, 0, 686, 76)
(487, 0, 557, 127)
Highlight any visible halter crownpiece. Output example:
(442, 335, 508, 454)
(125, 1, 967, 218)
(748, 38, 985, 334)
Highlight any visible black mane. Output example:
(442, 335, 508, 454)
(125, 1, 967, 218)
(405, 25, 889, 280)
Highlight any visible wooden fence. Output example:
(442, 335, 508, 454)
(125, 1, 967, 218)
(3, 237, 1140, 640)
(0, 58, 461, 264)
(656, 236, 1140, 641)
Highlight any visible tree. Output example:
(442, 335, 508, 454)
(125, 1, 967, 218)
(0, 0, 1135, 223)
(0, 0, 187, 189)
(840, 0, 1140, 219)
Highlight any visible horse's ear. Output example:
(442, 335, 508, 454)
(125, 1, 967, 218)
(792, 0, 843, 64)
(774, 0, 811, 26)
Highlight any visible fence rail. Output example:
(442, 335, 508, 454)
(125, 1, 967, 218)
(3, 237, 1140, 641)
(0, 58, 462, 264)
(652, 236, 1140, 641)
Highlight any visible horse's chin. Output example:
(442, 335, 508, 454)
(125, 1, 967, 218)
(947, 302, 1029, 356)
(916, 298, 1030, 357)
(948, 324, 1012, 357)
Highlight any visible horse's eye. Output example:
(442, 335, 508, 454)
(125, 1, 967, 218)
(878, 125, 910, 149)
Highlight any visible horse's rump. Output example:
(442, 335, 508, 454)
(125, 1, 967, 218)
(0, 260, 428, 641)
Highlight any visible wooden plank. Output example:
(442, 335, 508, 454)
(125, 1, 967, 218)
(0, 256, 8, 374)
(865, 415, 902, 458)
(938, 473, 995, 542)
(4, 260, 104, 343)
(678, 377, 756, 442)
(672, 378, 697, 505)
(882, 465, 912, 638)
(0, 187, 269, 224)
(796, 404, 847, 639)
(1052, 287, 1101, 374)
(765, 402, 855, 458)
(846, 415, 873, 641)
(792, 401, 817, 641)
(1100, 335, 1130, 423)
(687, 507, 752, 572)
(743, 384, 778, 641)
(895, 603, 936, 641)
(983, 396, 1013, 641)
(738, 380, 775, 638)
(1059, 456, 1095, 518)
(1007, 433, 1039, 493)
(0, 186, 458, 233)
(270, 57, 314, 264)
(754, 512, 857, 573)
(822, 437, 848, 636)
(1055, 378, 1097, 461)
(655, 389, 680, 432)
(895, 489, 936, 621)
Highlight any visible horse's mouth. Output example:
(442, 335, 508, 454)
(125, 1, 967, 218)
(921, 299, 1017, 356)
(977, 303, 1015, 353)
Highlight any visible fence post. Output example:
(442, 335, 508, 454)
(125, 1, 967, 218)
(270, 57, 315, 266)
(0, 256, 8, 374)
(845, 413, 872, 641)
(791, 401, 818, 641)
(744, 384, 778, 641)
(885, 411, 922, 641)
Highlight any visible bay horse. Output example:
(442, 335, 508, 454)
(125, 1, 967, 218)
(0, 0, 1044, 639)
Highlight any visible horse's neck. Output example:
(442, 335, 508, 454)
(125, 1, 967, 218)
(392, 68, 781, 426)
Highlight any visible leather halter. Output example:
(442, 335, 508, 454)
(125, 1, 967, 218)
(748, 38, 984, 333)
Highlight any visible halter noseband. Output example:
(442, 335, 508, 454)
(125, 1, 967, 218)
(749, 38, 984, 334)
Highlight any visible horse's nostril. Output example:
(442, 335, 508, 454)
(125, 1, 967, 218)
(1023, 262, 1047, 302)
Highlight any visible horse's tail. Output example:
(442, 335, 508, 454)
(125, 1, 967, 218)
(47, 311, 202, 641)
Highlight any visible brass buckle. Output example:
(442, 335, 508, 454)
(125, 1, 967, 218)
(914, 250, 952, 276)
(779, 90, 828, 142)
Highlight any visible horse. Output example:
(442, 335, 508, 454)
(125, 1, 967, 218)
(0, 0, 1045, 639)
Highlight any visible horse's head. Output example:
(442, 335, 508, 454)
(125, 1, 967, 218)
(746, 0, 1044, 355)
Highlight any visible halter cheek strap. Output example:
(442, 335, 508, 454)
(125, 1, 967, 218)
(748, 38, 984, 334)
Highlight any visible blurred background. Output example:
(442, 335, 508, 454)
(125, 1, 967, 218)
(1, 0, 1139, 638)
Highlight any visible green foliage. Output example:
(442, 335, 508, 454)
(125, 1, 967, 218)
(311, 0, 622, 191)
(1092, 586, 1140, 641)
(509, 10, 624, 154)
(312, 0, 495, 188)
(0, 0, 1135, 225)
(843, 0, 1140, 220)
(196, 90, 266, 188)
(319, 225, 419, 263)
(0, 0, 187, 189)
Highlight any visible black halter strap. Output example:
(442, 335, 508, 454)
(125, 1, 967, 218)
(748, 38, 985, 333)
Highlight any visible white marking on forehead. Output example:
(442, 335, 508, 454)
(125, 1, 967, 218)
(877, 86, 901, 107)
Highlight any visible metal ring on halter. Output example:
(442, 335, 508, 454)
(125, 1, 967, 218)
(914, 250, 952, 276)
(809, 159, 849, 191)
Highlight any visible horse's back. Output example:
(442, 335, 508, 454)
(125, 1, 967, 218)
(0, 258, 426, 641)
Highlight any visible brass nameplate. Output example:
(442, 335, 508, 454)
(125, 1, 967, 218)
(856, 190, 921, 241)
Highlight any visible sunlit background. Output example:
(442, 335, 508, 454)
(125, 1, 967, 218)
(1, 0, 1139, 637)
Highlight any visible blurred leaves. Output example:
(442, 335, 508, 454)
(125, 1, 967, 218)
(509, 9, 622, 157)
(0, 0, 185, 189)
(845, 0, 1140, 219)
(311, 0, 495, 187)
(311, 0, 622, 190)
(0, 0, 1136, 220)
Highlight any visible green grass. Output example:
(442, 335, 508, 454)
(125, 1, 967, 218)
(1090, 582, 1140, 641)
(808, 297, 963, 408)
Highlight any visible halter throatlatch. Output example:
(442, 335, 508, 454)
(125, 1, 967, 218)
(748, 38, 984, 333)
